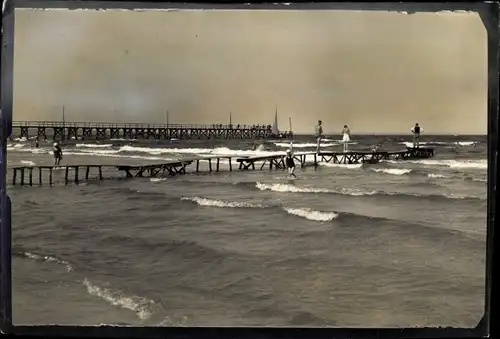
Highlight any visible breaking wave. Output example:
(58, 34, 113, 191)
(386, 159, 487, 170)
(76, 143, 113, 148)
(255, 182, 377, 196)
(181, 196, 268, 208)
(283, 207, 338, 222)
(83, 278, 156, 321)
(319, 163, 363, 169)
(254, 182, 483, 201)
(372, 168, 412, 175)
(16, 251, 74, 272)
(427, 173, 449, 179)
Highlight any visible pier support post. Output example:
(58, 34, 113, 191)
(208, 159, 212, 172)
(216, 158, 220, 172)
(49, 168, 53, 185)
(229, 158, 232, 172)
(20, 168, 25, 186)
(38, 167, 42, 185)
(75, 166, 79, 184)
(85, 166, 90, 180)
(12, 169, 17, 186)
(65, 167, 69, 185)
(98, 166, 103, 180)
(29, 168, 33, 186)
(196, 160, 200, 173)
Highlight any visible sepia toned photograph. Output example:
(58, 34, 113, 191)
(6, 5, 487, 328)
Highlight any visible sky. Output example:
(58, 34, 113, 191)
(12, 8, 487, 134)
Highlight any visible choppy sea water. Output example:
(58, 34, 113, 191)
(7, 134, 487, 327)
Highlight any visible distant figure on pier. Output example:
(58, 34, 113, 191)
(411, 123, 423, 148)
(371, 143, 382, 152)
(285, 148, 296, 178)
(53, 142, 63, 165)
(314, 120, 323, 153)
(342, 125, 351, 152)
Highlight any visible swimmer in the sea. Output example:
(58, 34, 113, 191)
(53, 142, 63, 166)
(285, 149, 296, 178)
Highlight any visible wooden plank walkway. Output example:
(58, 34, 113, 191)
(236, 147, 434, 169)
(8, 147, 434, 186)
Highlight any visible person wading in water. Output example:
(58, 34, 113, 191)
(53, 142, 63, 166)
(285, 144, 296, 178)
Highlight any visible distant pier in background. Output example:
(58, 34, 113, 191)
(9, 147, 434, 186)
(11, 121, 293, 141)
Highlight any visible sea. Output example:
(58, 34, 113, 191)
(6, 134, 487, 327)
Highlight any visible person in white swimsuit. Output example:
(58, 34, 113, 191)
(341, 125, 351, 152)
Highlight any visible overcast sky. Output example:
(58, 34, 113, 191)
(12, 8, 487, 134)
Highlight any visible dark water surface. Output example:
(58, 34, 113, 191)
(7, 134, 487, 327)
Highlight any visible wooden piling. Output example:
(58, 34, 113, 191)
(208, 159, 212, 172)
(49, 168, 53, 185)
(85, 166, 90, 180)
(29, 167, 33, 186)
(216, 158, 220, 172)
(229, 158, 232, 172)
(12, 169, 17, 186)
(65, 167, 69, 185)
(38, 167, 42, 185)
(20, 168, 25, 186)
(98, 166, 103, 180)
(196, 160, 200, 173)
(74, 166, 79, 184)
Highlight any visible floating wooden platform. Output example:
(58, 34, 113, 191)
(8, 148, 434, 186)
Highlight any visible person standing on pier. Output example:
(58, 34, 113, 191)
(411, 123, 423, 148)
(53, 142, 63, 166)
(314, 120, 323, 154)
(342, 125, 351, 152)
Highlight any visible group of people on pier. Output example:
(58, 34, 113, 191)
(312, 120, 424, 153)
(283, 121, 424, 178)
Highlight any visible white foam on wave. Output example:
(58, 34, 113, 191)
(372, 168, 412, 175)
(283, 207, 338, 222)
(455, 141, 476, 146)
(319, 162, 363, 169)
(472, 178, 487, 182)
(181, 196, 267, 208)
(427, 173, 449, 179)
(20, 160, 36, 166)
(83, 278, 155, 321)
(150, 178, 167, 182)
(7, 143, 26, 149)
(400, 141, 448, 147)
(76, 143, 113, 148)
(410, 159, 487, 170)
(255, 182, 377, 196)
(22, 251, 73, 272)
(274, 142, 338, 148)
(63, 151, 173, 162)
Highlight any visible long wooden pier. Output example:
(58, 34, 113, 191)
(8, 148, 434, 186)
(11, 121, 293, 141)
